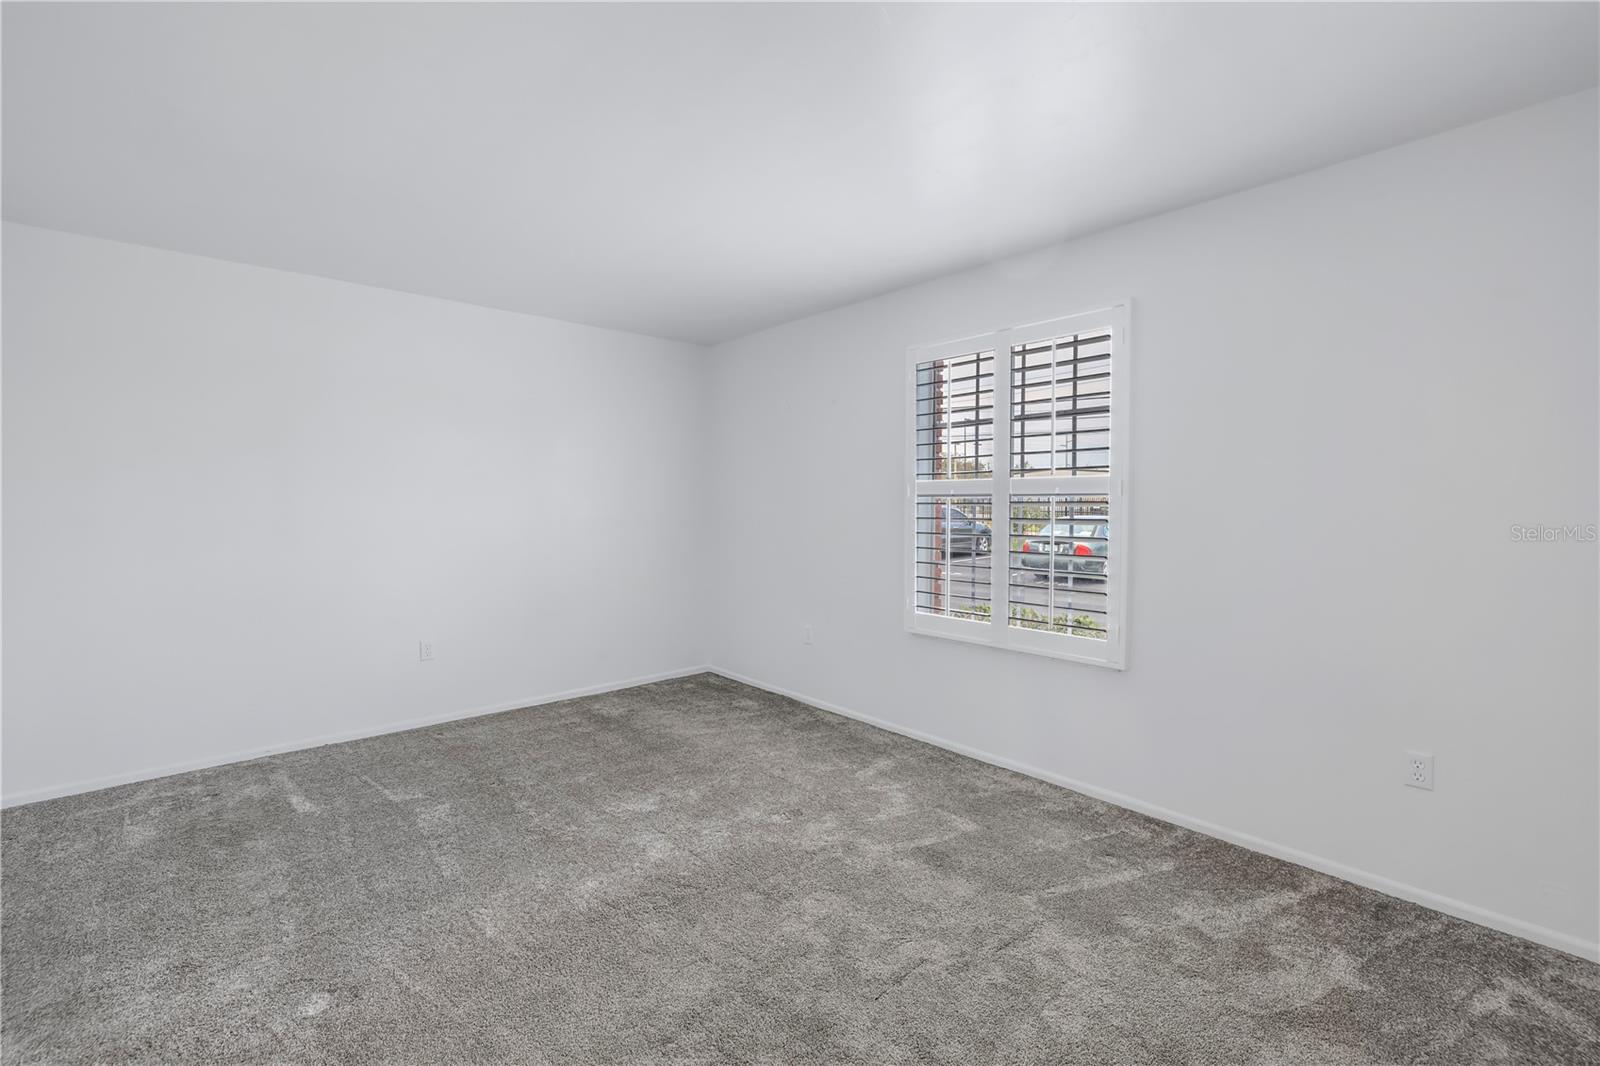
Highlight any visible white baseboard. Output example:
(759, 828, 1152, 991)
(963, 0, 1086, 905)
(708, 667, 1600, 964)
(11, 663, 1594, 963)
(1, 665, 713, 809)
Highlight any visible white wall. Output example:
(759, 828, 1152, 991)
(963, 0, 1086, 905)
(2, 223, 709, 804)
(705, 91, 1600, 957)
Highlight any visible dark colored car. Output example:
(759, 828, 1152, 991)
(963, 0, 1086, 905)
(1016, 520, 1108, 579)
(939, 505, 992, 556)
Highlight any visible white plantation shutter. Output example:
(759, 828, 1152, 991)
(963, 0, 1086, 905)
(905, 304, 1128, 668)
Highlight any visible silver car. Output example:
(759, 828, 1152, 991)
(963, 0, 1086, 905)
(1015, 520, 1108, 579)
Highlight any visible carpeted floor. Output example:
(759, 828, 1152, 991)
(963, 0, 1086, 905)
(3, 674, 1597, 1065)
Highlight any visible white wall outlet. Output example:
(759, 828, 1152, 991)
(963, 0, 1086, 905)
(418, 640, 434, 662)
(1405, 751, 1434, 790)
(803, 624, 814, 645)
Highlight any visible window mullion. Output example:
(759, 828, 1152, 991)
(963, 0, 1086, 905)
(992, 329, 1012, 634)
(913, 478, 995, 496)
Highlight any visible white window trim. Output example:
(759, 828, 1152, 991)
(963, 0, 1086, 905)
(903, 301, 1130, 669)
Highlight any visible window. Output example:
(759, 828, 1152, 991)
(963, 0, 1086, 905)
(905, 304, 1128, 667)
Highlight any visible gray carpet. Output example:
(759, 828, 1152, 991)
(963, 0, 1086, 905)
(3, 674, 1597, 1065)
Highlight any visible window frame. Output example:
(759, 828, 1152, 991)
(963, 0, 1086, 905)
(903, 302, 1130, 669)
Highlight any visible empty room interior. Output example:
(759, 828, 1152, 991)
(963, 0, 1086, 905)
(3, 2, 1599, 1063)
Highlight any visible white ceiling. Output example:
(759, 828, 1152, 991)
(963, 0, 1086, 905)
(5, 3, 1596, 345)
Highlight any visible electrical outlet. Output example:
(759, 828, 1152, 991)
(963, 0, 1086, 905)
(418, 640, 434, 662)
(803, 624, 814, 645)
(1404, 751, 1434, 791)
